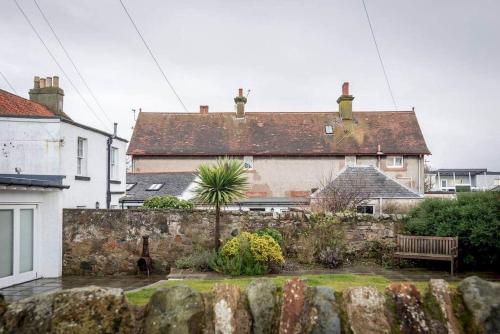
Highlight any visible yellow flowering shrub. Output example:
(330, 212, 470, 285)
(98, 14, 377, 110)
(221, 231, 284, 264)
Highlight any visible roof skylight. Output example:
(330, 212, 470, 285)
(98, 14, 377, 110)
(147, 183, 164, 191)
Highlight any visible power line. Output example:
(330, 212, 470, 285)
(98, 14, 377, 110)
(0, 71, 18, 94)
(118, 0, 189, 112)
(32, 0, 114, 125)
(361, 0, 398, 110)
(12, 0, 111, 131)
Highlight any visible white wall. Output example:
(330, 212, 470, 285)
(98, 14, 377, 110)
(0, 188, 63, 279)
(0, 117, 61, 175)
(60, 122, 127, 208)
(0, 117, 127, 208)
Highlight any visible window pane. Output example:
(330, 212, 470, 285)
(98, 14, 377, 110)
(20, 209, 34, 273)
(0, 210, 14, 278)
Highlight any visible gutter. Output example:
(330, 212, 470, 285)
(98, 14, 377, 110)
(106, 123, 117, 209)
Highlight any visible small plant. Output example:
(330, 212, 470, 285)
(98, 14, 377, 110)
(175, 256, 194, 269)
(317, 247, 344, 268)
(256, 228, 284, 246)
(174, 248, 214, 271)
(142, 195, 194, 209)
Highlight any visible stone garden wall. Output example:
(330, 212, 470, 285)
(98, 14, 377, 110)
(63, 209, 397, 275)
(2, 276, 499, 333)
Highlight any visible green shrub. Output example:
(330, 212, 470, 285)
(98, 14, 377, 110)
(142, 195, 194, 209)
(175, 249, 214, 271)
(292, 214, 346, 267)
(209, 232, 284, 275)
(256, 228, 284, 245)
(403, 192, 500, 268)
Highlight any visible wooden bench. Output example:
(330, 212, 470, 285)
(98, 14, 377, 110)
(394, 235, 459, 275)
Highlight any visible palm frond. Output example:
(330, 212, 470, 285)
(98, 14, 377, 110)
(193, 158, 249, 207)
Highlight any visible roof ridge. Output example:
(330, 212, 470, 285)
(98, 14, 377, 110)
(137, 110, 416, 115)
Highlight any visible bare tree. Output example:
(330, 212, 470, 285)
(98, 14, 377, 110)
(312, 169, 372, 214)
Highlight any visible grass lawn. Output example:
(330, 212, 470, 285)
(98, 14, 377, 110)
(126, 273, 457, 305)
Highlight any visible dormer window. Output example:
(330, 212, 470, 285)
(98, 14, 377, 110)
(325, 125, 334, 135)
(387, 156, 404, 168)
(147, 183, 163, 191)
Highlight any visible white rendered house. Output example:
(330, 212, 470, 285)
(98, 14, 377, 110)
(0, 76, 126, 287)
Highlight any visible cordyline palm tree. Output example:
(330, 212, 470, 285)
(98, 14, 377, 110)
(194, 158, 249, 251)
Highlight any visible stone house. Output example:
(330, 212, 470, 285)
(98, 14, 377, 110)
(0, 76, 126, 288)
(127, 83, 430, 212)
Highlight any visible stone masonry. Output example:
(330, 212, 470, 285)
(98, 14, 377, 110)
(63, 209, 396, 276)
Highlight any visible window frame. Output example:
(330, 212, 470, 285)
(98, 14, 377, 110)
(356, 205, 374, 215)
(243, 156, 254, 169)
(386, 155, 404, 168)
(325, 125, 334, 135)
(77, 137, 88, 176)
(441, 179, 448, 188)
(110, 147, 119, 180)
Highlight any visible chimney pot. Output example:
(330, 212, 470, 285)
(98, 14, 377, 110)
(342, 82, 349, 95)
(238, 88, 243, 97)
(199, 105, 209, 114)
(29, 75, 65, 117)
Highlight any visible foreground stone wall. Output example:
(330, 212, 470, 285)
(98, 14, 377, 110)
(63, 209, 396, 275)
(1, 276, 498, 333)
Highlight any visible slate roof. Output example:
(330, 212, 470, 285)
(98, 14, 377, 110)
(120, 172, 196, 202)
(316, 166, 421, 199)
(0, 174, 68, 189)
(128, 111, 430, 156)
(0, 89, 54, 117)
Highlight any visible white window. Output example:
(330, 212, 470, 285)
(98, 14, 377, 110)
(325, 125, 334, 134)
(387, 155, 403, 168)
(441, 179, 448, 188)
(345, 155, 356, 166)
(147, 183, 163, 191)
(243, 156, 254, 169)
(110, 147, 119, 180)
(126, 183, 136, 191)
(77, 137, 87, 176)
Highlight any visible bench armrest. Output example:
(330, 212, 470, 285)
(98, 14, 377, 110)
(450, 246, 458, 256)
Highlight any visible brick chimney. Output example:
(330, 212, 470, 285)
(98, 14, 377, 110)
(234, 88, 247, 118)
(199, 105, 209, 114)
(29, 75, 64, 116)
(337, 82, 354, 120)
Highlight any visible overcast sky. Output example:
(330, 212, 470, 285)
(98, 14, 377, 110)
(1, 0, 499, 170)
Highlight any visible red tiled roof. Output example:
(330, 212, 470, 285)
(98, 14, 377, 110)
(0, 89, 55, 117)
(128, 111, 430, 156)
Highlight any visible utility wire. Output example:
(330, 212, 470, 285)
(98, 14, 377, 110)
(32, 0, 114, 125)
(361, 0, 398, 110)
(13, 0, 111, 131)
(118, 0, 189, 112)
(0, 71, 18, 94)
